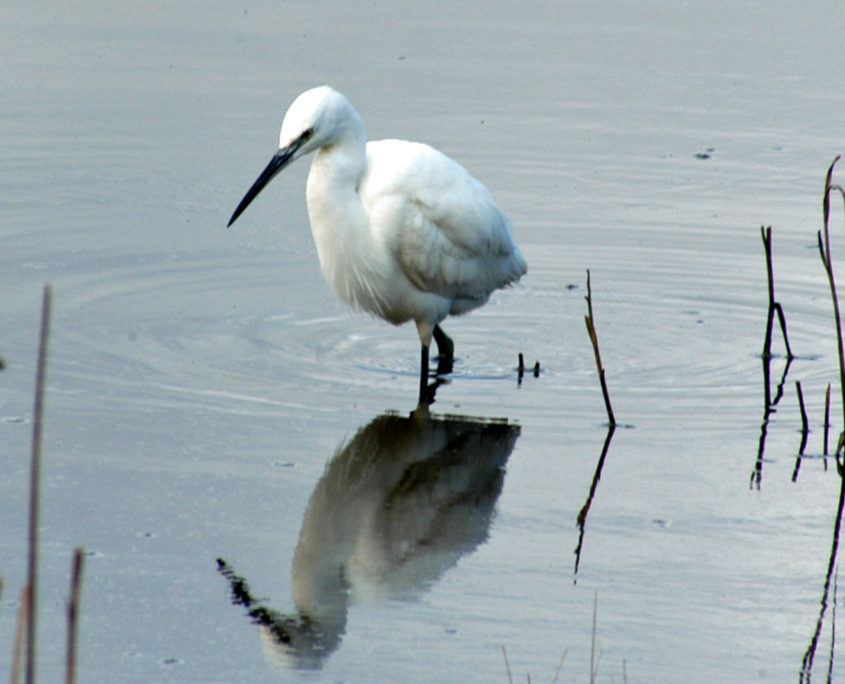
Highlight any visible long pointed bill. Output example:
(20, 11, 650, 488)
(227, 138, 303, 227)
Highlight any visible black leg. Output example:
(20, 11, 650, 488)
(432, 325, 454, 375)
(419, 343, 430, 405)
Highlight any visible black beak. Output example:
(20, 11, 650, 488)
(227, 137, 304, 228)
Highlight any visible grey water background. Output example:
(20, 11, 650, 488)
(3, 1, 845, 681)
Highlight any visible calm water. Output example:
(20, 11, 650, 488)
(3, 2, 845, 682)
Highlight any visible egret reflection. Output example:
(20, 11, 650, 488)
(219, 407, 520, 670)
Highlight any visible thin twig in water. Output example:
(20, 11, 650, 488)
(65, 548, 85, 684)
(502, 645, 513, 684)
(26, 284, 52, 684)
(584, 270, 616, 427)
(550, 649, 568, 684)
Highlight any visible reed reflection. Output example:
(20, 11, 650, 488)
(800, 461, 845, 682)
(219, 407, 520, 670)
(573, 424, 615, 582)
(749, 350, 792, 489)
(751, 225, 795, 489)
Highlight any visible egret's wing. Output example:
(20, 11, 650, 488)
(362, 140, 526, 300)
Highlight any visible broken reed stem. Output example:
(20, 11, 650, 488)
(550, 649, 567, 684)
(584, 270, 616, 427)
(65, 548, 84, 684)
(26, 284, 52, 684)
(761, 226, 776, 358)
(760, 226, 794, 360)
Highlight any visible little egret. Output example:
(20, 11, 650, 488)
(228, 86, 527, 404)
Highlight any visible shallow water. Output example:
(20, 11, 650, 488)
(3, 2, 845, 682)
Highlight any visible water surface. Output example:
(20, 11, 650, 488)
(3, 2, 845, 682)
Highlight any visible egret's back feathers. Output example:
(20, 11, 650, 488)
(362, 139, 526, 303)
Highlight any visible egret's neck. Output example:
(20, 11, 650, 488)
(306, 109, 367, 216)
(304, 132, 376, 308)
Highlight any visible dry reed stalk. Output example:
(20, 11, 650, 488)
(501, 644, 513, 684)
(801, 156, 845, 682)
(25, 284, 52, 684)
(818, 156, 845, 436)
(584, 270, 616, 427)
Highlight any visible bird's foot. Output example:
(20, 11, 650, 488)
(432, 325, 454, 376)
(435, 355, 454, 376)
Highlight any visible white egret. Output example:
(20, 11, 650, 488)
(228, 86, 527, 404)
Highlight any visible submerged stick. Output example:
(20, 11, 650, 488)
(517, 353, 539, 386)
(26, 284, 52, 684)
(65, 548, 85, 684)
(584, 270, 616, 427)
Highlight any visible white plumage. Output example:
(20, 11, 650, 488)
(228, 86, 526, 403)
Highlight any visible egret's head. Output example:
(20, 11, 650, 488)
(279, 86, 361, 155)
(227, 85, 363, 228)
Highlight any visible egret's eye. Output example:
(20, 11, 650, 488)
(301, 128, 314, 141)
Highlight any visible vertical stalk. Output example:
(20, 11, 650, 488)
(26, 284, 52, 684)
